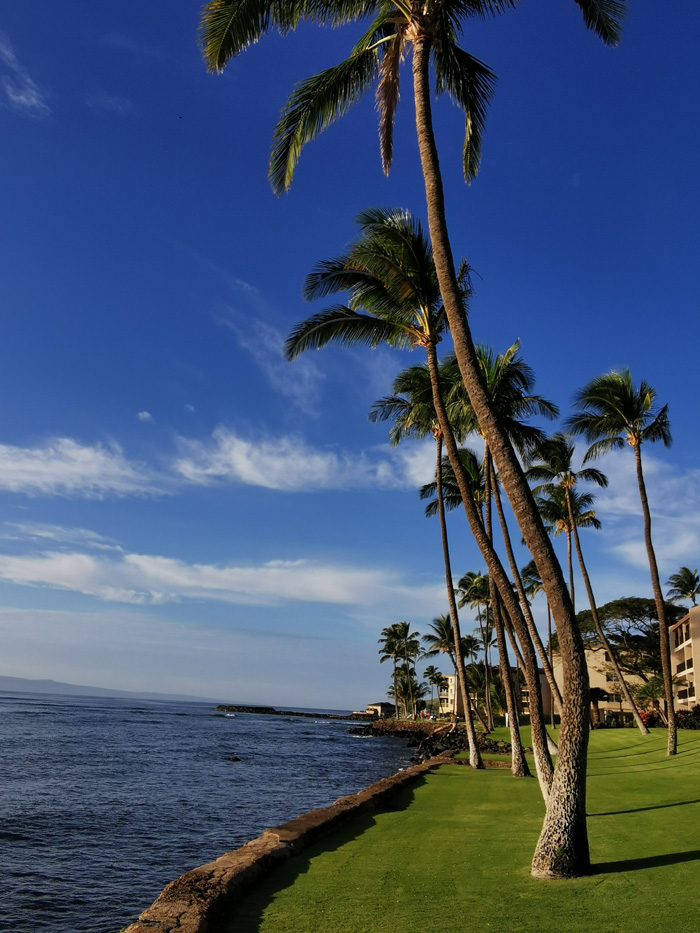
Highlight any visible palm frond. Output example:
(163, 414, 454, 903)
(572, 0, 626, 47)
(376, 29, 405, 175)
(269, 47, 379, 193)
(433, 44, 496, 182)
(284, 306, 411, 359)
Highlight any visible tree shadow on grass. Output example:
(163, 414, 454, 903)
(213, 779, 423, 933)
(590, 797, 700, 817)
(593, 849, 700, 874)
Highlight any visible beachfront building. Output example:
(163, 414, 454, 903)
(670, 606, 699, 708)
(552, 646, 645, 724)
(438, 669, 551, 721)
(360, 702, 396, 719)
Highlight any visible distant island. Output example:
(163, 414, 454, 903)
(216, 704, 370, 720)
(0, 674, 222, 704)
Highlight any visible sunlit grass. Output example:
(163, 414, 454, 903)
(218, 729, 700, 933)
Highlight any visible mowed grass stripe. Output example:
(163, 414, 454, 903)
(219, 730, 700, 933)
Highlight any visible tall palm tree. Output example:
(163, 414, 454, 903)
(201, 0, 625, 879)
(392, 621, 422, 718)
(378, 624, 401, 718)
(423, 664, 446, 715)
(666, 567, 700, 607)
(457, 571, 494, 727)
(567, 369, 676, 757)
(369, 361, 484, 766)
(535, 486, 601, 613)
(443, 345, 563, 712)
(521, 559, 558, 726)
(527, 434, 649, 735)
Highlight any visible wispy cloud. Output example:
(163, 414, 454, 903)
(2, 522, 123, 552)
(218, 305, 324, 416)
(587, 450, 700, 573)
(84, 91, 133, 115)
(174, 427, 435, 491)
(0, 32, 50, 117)
(137, 411, 154, 423)
(0, 547, 444, 615)
(0, 437, 163, 498)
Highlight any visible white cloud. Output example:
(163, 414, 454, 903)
(218, 306, 324, 416)
(174, 426, 435, 491)
(0, 32, 50, 117)
(0, 547, 444, 615)
(587, 450, 700, 573)
(2, 522, 123, 552)
(0, 437, 163, 498)
(136, 411, 154, 423)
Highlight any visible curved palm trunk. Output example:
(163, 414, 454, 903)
(413, 38, 589, 877)
(482, 456, 496, 731)
(548, 608, 556, 728)
(493, 593, 531, 777)
(403, 650, 416, 720)
(484, 449, 529, 774)
(565, 529, 575, 613)
(490, 460, 563, 711)
(564, 488, 649, 735)
(424, 341, 553, 802)
(435, 434, 483, 768)
(634, 444, 676, 755)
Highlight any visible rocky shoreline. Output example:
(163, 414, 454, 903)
(215, 704, 372, 720)
(349, 720, 517, 761)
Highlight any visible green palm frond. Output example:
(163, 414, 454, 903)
(284, 305, 412, 358)
(376, 27, 406, 174)
(269, 46, 380, 193)
(572, 0, 626, 47)
(433, 44, 496, 182)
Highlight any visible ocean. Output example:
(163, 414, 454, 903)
(0, 691, 412, 933)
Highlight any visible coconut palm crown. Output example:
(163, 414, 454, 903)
(285, 207, 470, 360)
(201, 0, 624, 193)
(666, 567, 700, 607)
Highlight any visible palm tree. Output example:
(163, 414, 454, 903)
(423, 664, 446, 715)
(443, 345, 562, 712)
(378, 624, 401, 718)
(666, 567, 700, 607)
(567, 369, 676, 757)
(535, 486, 601, 613)
(521, 559, 558, 725)
(201, 0, 625, 879)
(422, 615, 488, 733)
(527, 433, 649, 735)
(369, 361, 483, 766)
(392, 621, 422, 719)
(457, 571, 494, 727)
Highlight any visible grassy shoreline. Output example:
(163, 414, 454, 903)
(217, 729, 700, 933)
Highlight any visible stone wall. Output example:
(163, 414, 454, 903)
(122, 751, 452, 933)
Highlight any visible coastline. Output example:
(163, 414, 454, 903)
(122, 747, 453, 933)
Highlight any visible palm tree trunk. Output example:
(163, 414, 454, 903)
(565, 529, 575, 613)
(392, 657, 399, 720)
(482, 454, 495, 731)
(412, 37, 589, 877)
(634, 444, 676, 755)
(493, 594, 531, 777)
(564, 488, 649, 735)
(424, 341, 553, 801)
(548, 607, 556, 728)
(435, 434, 483, 768)
(490, 460, 563, 710)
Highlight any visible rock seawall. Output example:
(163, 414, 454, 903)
(122, 750, 452, 933)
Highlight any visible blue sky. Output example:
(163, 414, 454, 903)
(0, 2, 698, 709)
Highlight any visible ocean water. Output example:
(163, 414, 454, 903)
(0, 692, 412, 933)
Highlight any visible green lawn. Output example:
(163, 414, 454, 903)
(218, 729, 700, 933)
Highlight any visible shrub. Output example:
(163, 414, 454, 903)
(676, 706, 700, 730)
